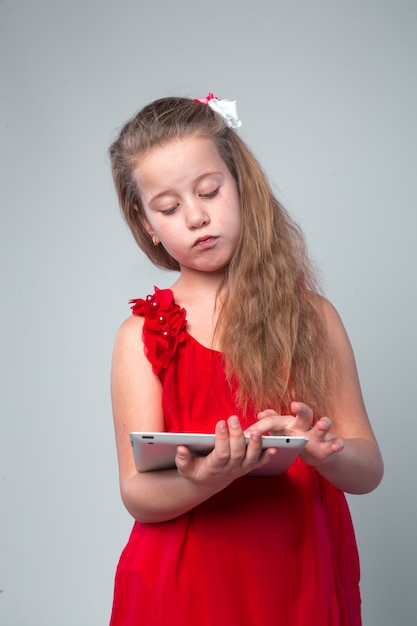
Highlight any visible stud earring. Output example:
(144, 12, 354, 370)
(151, 235, 160, 246)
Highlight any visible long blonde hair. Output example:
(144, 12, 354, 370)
(109, 97, 333, 416)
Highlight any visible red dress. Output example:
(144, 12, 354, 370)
(110, 287, 361, 626)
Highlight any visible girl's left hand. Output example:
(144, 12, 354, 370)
(248, 401, 345, 467)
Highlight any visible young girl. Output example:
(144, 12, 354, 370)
(108, 94, 383, 626)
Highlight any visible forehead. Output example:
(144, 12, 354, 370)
(134, 136, 227, 188)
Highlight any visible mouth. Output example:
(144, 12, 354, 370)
(193, 236, 218, 249)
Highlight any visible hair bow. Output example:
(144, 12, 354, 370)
(194, 93, 242, 129)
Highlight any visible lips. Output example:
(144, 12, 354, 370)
(193, 236, 218, 249)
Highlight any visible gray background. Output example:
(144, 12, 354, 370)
(1, 1, 416, 624)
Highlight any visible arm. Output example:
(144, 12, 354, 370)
(111, 316, 275, 523)
(247, 298, 384, 494)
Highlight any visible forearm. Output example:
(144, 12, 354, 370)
(120, 418, 279, 522)
(120, 469, 226, 523)
(314, 438, 383, 494)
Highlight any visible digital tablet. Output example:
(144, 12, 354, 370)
(130, 432, 308, 477)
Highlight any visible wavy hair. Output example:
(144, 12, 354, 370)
(109, 97, 333, 416)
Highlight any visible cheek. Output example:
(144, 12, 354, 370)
(138, 205, 156, 233)
(230, 198, 242, 231)
(141, 216, 154, 236)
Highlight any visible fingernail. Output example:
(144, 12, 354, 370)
(229, 416, 240, 428)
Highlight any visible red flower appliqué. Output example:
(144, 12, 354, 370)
(129, 287, 188, 375)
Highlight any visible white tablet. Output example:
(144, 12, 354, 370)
(130, 432, 308, 477)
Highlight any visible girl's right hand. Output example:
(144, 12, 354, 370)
(175, 416, 276, 485)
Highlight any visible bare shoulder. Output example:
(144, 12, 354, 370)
(113, 313, 145, 351)
(315, 296, 374, 435)
(111, 314, 164, 479)
(318, 295, 345, 327)
(316, 295, 354, 352)
(111, 314, 157, 390)
(316, 295, 358, 372)
(111, 313, 163, 400)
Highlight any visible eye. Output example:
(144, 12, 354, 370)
(199, 187, 219, 199)
(160, 204, 179, 215)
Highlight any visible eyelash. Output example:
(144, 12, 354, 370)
(199, 187, 219, 199)
(160, 188, 220, 215)
(161, 205, 179, 215)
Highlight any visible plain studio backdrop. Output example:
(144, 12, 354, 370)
(1, 1, 416, 624)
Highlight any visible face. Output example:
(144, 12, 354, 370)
(134, 136, 242, 275)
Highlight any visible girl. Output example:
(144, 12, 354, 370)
(108, 94, 383, 626)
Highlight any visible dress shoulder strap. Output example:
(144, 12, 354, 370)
(129, 287, 188, 374)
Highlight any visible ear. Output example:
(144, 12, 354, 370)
(133, 204, 159, 245)
(140, 215, 160, 246)
(141, 216, 155, 239)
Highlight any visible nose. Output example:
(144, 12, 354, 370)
(185, 199, 210, 229)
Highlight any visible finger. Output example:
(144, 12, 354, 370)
(291, 401, 313, 431)
(307, 418, 345, 459)
(212, 419, 232, 466)
(253, 446, 278, 470)
(215, 419, 229, 440)
(314, 419, 344, 453)
(329, 438, 344, 453)
(257, 408, 278, 418)
(244, 429, 263, 464)
(252, 409, 290, 435)
(227, 415, 248, 461)
(175, 445, 194, 475)
(313, 417, 338, 442)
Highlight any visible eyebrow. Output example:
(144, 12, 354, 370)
(148, 172, 223, 206)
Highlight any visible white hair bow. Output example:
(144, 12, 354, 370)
(194, 93, 242, 129)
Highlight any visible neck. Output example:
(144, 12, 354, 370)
(171, 267, 226, 300)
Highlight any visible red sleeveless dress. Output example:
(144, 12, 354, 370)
(110, 287, 361, 626)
